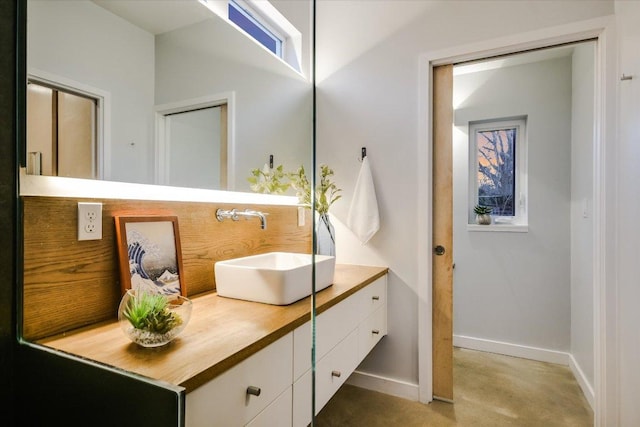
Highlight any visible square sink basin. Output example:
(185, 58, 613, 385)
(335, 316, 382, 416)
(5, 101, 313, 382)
(214, 252, 335, 305)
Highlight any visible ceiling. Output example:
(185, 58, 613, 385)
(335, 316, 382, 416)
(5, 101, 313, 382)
(91, 0, 213, 35)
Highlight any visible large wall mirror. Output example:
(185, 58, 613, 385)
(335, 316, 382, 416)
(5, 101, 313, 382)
(26, 0, 313, 193)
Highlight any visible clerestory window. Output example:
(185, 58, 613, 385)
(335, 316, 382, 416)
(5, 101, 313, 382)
(229, 0, 283, 57)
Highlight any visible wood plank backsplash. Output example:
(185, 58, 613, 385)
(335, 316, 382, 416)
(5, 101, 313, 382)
(22, 196, 312, 341)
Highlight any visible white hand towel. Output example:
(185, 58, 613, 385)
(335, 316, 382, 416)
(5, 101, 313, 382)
(347, 156, 380, 244)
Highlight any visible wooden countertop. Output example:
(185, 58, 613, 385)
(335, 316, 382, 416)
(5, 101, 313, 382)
(38, 264, 388, 393)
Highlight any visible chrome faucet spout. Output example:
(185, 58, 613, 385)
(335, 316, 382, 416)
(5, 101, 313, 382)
(241, 209, 268, 229)
(216, 208, 268, 229)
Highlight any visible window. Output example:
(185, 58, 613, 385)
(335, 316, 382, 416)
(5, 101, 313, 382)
(228, 0, 283, 57)
(199, 0, 303, 72)
(469, 117, 527, 226)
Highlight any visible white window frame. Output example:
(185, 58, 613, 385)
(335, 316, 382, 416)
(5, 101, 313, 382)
(229, 0, 284, 57)
(468, 117, 528, 231)
(198, 0, 303, 73)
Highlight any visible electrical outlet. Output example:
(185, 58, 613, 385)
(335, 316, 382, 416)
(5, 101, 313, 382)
(78, 202, 102, 241)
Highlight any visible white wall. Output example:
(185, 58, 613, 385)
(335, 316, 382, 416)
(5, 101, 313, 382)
(452, 57, 572, 353)
(615, 1, 640, 425)
(154, 5, 312, 192)
(570, 42, 595, 395)
(28, 0, 312, 191)
(27, 0, 155, 184)
(316, 0, 614, 390)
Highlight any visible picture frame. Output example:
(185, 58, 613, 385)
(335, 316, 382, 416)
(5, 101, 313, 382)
(114, 215, 186, 297)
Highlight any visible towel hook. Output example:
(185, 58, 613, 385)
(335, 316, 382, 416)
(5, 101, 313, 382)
(358, 147, 367, 162)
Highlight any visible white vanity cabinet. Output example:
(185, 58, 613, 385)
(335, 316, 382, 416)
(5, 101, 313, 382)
(185, 273, 387, 427)
(186, 333, 293, 427)
(293, 275, 388, 427)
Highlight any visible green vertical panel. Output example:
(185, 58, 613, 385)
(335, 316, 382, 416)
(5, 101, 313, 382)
(17, 343, 185, 427)
(0, 0, 19, 425)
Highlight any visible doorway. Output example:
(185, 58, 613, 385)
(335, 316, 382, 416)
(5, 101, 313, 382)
(160, 105, 228, 190)
(433, 41, 597, 407)
(155, 92, 234, 190)
(420, 21, 613, 423)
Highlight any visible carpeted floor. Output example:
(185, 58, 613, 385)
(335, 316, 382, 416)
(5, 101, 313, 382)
(315, 347, 593, 426)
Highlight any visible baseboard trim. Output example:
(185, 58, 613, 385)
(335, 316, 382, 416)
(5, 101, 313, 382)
(569, 354, 595, 410)
(453, 335, 570, 365)
(346, 370, 420, 401)
(348, 339, 594, 410)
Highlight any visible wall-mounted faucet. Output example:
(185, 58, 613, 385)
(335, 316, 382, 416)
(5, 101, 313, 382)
(216, 208, 268, 230)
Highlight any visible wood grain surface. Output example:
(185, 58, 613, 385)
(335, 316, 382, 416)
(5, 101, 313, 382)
(38, 264, 388, 393)
(22, 196, 312, 340)
(432, 64, 454, 401)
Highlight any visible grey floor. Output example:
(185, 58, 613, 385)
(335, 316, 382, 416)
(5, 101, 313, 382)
(316, 347, 593, 426)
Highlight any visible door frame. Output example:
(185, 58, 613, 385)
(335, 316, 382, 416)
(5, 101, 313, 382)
(417, 16, 618, 426)
(27, 68, 111, 180)
(154, 91, 235, 190)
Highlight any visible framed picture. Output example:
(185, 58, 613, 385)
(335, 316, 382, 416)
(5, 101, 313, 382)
(114, 215, 186, 297)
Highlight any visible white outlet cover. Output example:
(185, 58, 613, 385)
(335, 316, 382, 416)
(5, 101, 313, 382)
(78, 202, 103, 241)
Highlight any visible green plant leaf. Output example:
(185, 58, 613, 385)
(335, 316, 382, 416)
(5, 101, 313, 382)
(124, 292, 182, 334)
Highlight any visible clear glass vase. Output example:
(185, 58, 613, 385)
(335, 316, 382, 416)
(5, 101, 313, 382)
(316, 213, 336, 256)
(118, 289, 192, 348)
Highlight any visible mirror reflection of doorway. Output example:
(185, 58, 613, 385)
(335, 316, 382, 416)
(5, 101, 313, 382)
(26, 80, 97, 179)
(163, 105, 228, 190)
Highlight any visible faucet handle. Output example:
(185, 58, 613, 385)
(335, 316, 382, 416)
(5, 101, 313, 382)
(216, 208, 237, 222)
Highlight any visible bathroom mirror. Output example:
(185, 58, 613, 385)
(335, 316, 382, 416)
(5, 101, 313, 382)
(26, 0, 313, 192)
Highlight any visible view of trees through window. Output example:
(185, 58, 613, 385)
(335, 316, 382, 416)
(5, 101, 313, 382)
(476, 127, 516, 216)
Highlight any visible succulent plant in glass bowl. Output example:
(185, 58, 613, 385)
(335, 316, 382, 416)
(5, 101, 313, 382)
(118, 289, 192, 348)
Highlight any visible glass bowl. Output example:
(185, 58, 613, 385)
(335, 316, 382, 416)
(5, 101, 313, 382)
(118, 289, 192, 348)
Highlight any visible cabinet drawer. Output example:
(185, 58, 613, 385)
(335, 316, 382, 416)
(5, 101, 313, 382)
(245, 387, 292, 427)
(315, 328, 359, 411)
(292, 328, 359, 427)
(293, 296, 358, 380)
(358, 305, 387, 361)
(293, 276, 387, 380)
(186, 333, 293, 427)
(292, 369, 311, 427)
(351, 276, 387, 325)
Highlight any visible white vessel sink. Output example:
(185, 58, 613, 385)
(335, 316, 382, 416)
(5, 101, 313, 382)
(214, 252, 336, 305)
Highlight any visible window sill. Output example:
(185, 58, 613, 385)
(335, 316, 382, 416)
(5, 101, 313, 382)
(467, 224, 529, 233)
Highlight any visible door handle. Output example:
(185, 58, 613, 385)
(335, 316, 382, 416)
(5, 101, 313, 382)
(434, 245, 446, 256)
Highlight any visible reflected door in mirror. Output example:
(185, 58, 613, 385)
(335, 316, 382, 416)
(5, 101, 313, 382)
(160, 104, 228, 190)
(27, 81, 97, 179)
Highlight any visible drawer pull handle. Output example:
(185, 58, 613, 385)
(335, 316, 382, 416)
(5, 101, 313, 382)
(372, 329, 380, 335)
(372, 296, 380, 301)
(331, 370, 342, 378)
(246, 386, 261, 396)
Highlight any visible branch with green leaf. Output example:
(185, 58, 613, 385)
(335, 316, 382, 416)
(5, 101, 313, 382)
(247, 164, 290, 195)
(248, 163, 342, 215)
